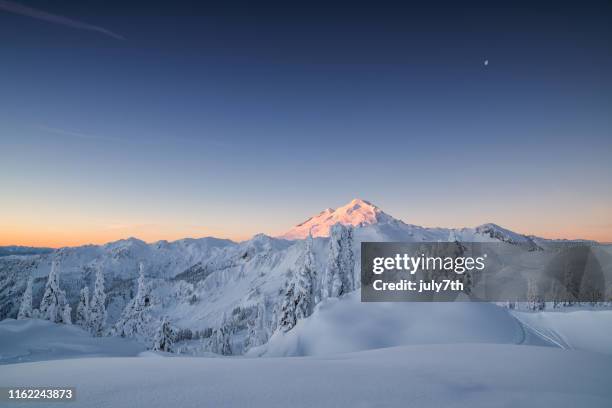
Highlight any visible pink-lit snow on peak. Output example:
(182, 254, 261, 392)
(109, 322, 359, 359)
(280, 198, 399, 239)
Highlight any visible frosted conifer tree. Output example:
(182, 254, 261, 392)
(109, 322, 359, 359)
(113, 262, 153, 339)
(278, 282, 299, 332)
(527, 276, 545, 311)
(278, 234, 317, 332)
(89, 267, 107, 335)
(341, 226, 355, 290)
(39, 261, 70, 323)
(247, 301, 268, 348)
(550, 280, 565, 309)
(62, 302, 72, 324)
(153, 317, 176, 352)
(76, 286, 91, 327)
(322, 224, 355, 299)
(209, 326, 232, 355)
(17, 277, 34, 319)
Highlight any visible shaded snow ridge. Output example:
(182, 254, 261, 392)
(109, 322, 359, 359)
(280, 198, 399, 239)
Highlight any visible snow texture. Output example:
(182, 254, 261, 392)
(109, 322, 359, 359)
(1, 343, 611, 408)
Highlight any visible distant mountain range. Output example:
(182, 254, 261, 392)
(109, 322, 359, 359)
(0, 246, 54, 257)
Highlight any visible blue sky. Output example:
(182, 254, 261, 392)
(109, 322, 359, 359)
(1, 0, 611, 246)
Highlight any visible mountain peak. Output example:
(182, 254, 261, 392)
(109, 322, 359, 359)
(346, 197, 374, 208)
(279, 198, 398, 240)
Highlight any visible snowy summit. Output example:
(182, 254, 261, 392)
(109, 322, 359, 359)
(279, 198, 398, 239)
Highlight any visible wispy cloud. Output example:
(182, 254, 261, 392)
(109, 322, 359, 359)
(34, 125, 126, 143)
(0, 0, 124, 40)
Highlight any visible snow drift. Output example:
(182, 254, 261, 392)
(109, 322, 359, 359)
(0, 319, 144, 364)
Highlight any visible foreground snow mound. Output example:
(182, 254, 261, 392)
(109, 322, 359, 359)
(513, 310, 612, 355)
(2, 344, 611, 408)
(251, 293, 546, 357)
(0, 319, 144, 364)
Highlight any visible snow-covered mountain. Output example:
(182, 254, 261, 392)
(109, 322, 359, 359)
(279, 198, 400, 239)
(280, 198, 547, 251)
(0, 198, 606, 356)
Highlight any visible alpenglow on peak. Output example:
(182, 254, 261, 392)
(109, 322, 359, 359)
(279, 198, 399, 240)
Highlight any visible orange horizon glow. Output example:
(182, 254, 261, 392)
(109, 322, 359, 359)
(0, 226, 257, 249)
(2, 223, 610, 248)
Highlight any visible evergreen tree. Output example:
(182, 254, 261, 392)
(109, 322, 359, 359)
(39, 260, 70, 323)
(322, 224, 355, 299)
(247, 301, 268, 348)
(278, 282, 298, 332)
(550, 280, 564, 309)
(527, 276, 545, 311)
(76, 286, 90, 327)
(562, 258, 577, 306)
(89, 267, 107, 335)
(17, 277, 34, 320)
(278, 234, 317, 332)
(62, 302, 72, 324)
(153, 317, 176, 352)
(527, 276, 537, 311)
(209, 326, 232, 355)
(340, 226, 355, 290)
(113, 262, 153, 339)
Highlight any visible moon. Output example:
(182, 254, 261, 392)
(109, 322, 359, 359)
(484, 60, 489, 66)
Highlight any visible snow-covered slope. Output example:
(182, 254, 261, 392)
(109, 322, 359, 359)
(0, 319, 144, 364)
(512, 310, 612, 355)
(2, 345, 611, 408)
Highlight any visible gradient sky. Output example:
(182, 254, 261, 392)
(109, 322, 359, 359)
(1, 0, 611, 247)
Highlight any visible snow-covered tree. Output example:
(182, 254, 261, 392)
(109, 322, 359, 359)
(76, 286, 90, 327)
(247, 301, 268, 348)
(562, 261, 578, 307)
(549, 279, 565, 309)
(278, 282, 299, 332)
(17, 277, 34, 319)
(322, 224, 355, 299)
(527, 276, 545, 311)
(340, 226, 355, 288)
(113, 262, 153, 339)
(62, 302, 72, 324)
(39, 261, 71, 323)
(208, 326, 232, 355)
(152, 317, 176, 352)
(89, 267, 107, 335)
(278, 234, 317, 332)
